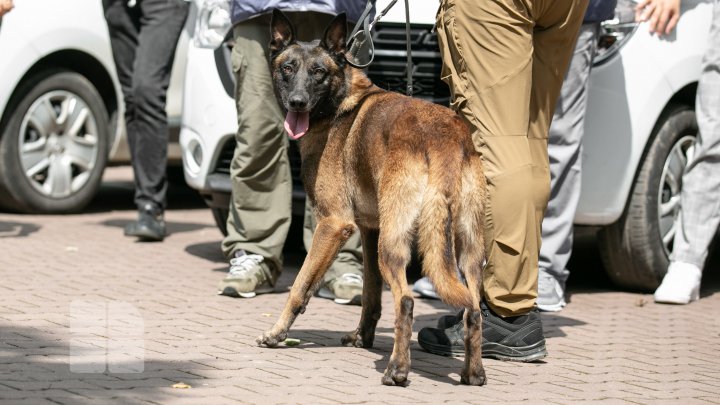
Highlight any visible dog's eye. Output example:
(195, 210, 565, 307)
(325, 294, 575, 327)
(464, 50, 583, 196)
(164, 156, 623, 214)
(312, 67, 326, 77)
(282, 65, 294, 75)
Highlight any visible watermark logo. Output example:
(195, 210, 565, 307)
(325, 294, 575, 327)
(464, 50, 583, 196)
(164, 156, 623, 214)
(69, 300, 144, 373)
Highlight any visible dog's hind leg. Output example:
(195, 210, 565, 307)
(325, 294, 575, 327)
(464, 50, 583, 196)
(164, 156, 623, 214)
(457, 158, 487, 386)
(378, 227, 415, 387)
(376, 161, 424, 387)
(257, 215, 356, 348)
(342, 226, 382, 348)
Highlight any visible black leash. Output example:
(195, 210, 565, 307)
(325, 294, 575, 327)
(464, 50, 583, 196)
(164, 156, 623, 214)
(402, 0, 412, 96)
(346, 0, 414, 96)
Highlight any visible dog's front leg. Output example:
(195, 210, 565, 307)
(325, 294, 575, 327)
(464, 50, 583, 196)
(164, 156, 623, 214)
(257, 217, 357, 348)
(342, 227, 382, 348)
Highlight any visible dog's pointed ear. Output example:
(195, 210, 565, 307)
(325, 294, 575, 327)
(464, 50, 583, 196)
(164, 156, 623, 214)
(321, 12, 347, 55)
(270, 9, 295, 54)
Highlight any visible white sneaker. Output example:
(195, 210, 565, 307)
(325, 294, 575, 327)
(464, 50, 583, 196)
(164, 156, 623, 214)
(217, 251, 274, 298)
(653, 261, 702, 305)
(412, 276, 440, 300)
(317, 273, 363, 305)
(537, 271, 567, 312)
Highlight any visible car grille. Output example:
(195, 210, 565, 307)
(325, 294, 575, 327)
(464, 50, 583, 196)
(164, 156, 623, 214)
(367, 23, 450, 106)
(214, 138, 234, 176)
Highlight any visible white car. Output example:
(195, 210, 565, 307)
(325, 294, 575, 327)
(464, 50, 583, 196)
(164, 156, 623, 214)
(0, 0, 190, 213)
(179, 0, 712, 290)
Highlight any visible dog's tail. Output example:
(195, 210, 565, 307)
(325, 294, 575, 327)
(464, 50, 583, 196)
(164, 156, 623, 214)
(418, 149, 472, 309)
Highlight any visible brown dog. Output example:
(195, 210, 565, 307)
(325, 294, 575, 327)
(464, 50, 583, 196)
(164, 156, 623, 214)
(256, 9, 488, 387)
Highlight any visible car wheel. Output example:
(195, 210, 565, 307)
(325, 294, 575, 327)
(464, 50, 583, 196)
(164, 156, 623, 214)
(212, 207, 229, 236)
(598, 107, 697, 290)
(0, 71, 109, 213)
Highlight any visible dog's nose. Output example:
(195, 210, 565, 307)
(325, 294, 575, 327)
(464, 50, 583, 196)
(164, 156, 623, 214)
(288, 95, 308, 111)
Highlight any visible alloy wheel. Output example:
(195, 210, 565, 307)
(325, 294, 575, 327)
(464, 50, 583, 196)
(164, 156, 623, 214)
(17, 90, 99, 199)
(658, 134, 696, 257)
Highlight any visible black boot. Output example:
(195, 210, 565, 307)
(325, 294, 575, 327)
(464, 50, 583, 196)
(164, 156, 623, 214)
(124, 203, 166, 242)
(418, 303, 547, 362)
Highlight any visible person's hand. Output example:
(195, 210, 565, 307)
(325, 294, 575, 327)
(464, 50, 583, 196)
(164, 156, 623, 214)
(635, 0, 681, 36)
(0, 0, 14, 17)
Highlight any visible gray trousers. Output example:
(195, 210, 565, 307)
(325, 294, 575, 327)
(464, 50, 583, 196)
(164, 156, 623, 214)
(672, 0, 720, 268)
(538, 22, 599, 285)
(221, 12, 362, 281)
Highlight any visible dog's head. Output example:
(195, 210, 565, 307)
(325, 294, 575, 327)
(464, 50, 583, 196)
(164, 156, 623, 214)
(269, 9, 349, 139)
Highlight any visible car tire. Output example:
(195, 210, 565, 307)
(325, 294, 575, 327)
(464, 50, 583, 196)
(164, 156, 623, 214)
(598, 107, 697, 291)
(0, 71, 109, 213)
(212, 207, 229, 236)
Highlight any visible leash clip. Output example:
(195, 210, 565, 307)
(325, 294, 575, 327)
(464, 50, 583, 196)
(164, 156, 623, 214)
(344, 0, 413, 96)
(347, 29, 375, 68)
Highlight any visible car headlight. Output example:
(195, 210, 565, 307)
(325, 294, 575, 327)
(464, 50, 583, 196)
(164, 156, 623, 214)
(194, 0, 231, 49)
(594, 0, 639, 65)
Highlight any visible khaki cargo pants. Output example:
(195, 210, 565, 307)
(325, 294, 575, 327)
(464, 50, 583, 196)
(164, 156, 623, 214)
(436, 0, 588, 316)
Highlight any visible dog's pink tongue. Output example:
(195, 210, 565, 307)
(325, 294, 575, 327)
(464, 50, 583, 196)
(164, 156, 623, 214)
(284, 111, 310, 140)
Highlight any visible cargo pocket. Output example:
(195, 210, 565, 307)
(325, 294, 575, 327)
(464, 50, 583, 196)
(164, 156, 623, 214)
(435, 0, 467, 93)
(230, 41, 247, 100)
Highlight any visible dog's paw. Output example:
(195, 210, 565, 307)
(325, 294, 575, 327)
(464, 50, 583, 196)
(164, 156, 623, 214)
(341, 330, 374, 348)
(256, 331, 286, 348)
(340, 333, 361, 347)
(461, 368, 487, 386)
(381, 362, 409, 387)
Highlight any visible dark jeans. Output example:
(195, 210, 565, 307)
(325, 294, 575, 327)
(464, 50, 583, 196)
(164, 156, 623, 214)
(103, 0, 189, 210)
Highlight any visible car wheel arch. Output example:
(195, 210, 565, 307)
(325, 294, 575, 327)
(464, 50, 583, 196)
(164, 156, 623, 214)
(0, 50, 119, 150)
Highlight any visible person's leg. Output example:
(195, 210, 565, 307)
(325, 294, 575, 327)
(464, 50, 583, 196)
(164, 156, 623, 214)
(434, 0, 586, 317)
(523, 0, 589, 311)
(105, 0, 186, 241)
(436, 0, 536, 318)
(127, 0, 189, 210)
(104, 0, 139, 119)
(656, 1, 720, 304)
(300, 16, 365, 305)
(219, 12, 341, 296)
(538, 22, 600, 312)
(220, 15, 292, 294)
(418, 0, 585, 361)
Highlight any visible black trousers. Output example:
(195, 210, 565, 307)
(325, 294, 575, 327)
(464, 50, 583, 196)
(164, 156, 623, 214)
(103, 0, 189, 210)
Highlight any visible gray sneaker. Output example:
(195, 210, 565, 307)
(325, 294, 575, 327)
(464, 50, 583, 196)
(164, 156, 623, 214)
(217, 251, 275, 298)
(317, 273, 363, 305)
(537, 271, 566, 312)
(412, 276, 439, 299)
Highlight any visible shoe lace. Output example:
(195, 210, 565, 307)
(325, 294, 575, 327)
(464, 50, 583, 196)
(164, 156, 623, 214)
(228, 254, 265, 277)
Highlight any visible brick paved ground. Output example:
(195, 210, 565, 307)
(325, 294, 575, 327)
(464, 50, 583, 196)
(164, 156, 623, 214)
(0, 167, 719, 404)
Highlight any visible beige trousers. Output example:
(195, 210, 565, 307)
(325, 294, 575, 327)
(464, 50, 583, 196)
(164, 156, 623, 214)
(436, 0, 588, 316)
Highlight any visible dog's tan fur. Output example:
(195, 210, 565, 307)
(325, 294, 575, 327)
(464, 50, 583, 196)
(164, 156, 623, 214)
(257, 10, 488, 386)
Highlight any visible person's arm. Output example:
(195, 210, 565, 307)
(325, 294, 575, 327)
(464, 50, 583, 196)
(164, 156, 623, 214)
(0, 0, 14, 17)
(635, 0, 682, 35)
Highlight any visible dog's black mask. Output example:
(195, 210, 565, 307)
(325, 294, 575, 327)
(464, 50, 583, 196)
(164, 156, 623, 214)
(269, 9, 348, 139)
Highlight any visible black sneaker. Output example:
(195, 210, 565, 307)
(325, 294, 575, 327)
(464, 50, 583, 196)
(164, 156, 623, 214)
(418, 304, 547, 362)
(124, 203, 166, 242)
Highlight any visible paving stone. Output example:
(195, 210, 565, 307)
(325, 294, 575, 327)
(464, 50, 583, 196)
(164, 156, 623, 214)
(0, 167, 718, 404)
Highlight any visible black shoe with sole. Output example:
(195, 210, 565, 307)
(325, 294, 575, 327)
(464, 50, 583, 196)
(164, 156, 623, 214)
(124, 203, 166, 242)
(418, 303, 547, 362)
